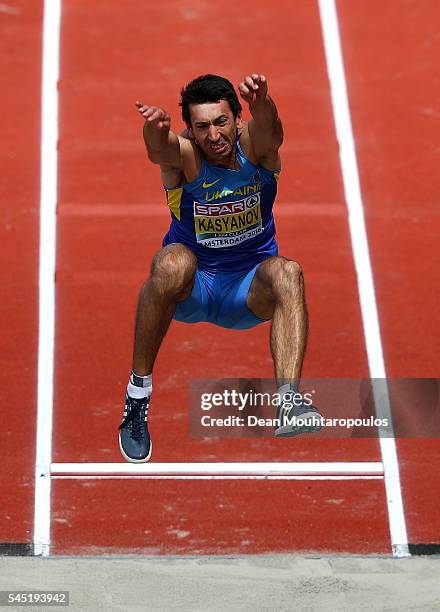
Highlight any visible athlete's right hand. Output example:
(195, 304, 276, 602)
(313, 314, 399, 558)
(135, 101, 170, 131)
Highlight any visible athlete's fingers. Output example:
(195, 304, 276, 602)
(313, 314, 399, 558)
(244, 75, 258, 90)
(146, 109, 170, 129)
(255, 78, 268, 100)
(249, 73, 265, 81)
(238, 82, 252, 99)
(135, 101, 149, 114)
(250, 74, 267, 91)
(138, 108, 153, 121)
(141, 106, 166, 119)
(146, 108, 164, 122)
(141, 106, 156, 118)
(158, 117, 170, 129)
(247, 75, 268, 101)
(148, 109, 170, 122)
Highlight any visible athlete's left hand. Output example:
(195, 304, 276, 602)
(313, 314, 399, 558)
(238, 74, 268, 106)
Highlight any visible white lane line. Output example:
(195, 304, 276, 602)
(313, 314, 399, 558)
(52, 474, 383, 480)
(318, 0, 409, 557)
(52, 475, 384, 480)
(34, 0, 62, 557)
(51, 462, 384, 475)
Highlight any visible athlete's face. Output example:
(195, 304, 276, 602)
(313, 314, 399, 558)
(187, 100, 242, 167)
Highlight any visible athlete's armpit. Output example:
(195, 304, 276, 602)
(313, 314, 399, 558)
(160, 165, 184, 189)
(240, 123, 282, 171)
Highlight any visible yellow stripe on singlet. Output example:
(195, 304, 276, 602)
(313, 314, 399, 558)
(166, 187, 183, 220)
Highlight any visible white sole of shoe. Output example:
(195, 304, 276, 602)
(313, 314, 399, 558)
(275, 411, 322, 438)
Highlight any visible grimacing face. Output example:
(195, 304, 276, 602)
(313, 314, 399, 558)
(187, 99, 242, 167)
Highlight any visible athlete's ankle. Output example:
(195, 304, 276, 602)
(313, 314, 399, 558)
(127, 370, 152, 399)
(277, 380, 299, 400)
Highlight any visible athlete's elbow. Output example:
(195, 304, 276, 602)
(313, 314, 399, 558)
(274, 133, 284, 149)
(147, 148, 168, 164)
(270, 130, 284, 153)
(147, 152, 161, 164)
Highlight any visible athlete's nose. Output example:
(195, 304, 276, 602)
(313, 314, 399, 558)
(207, 125, 220, 142)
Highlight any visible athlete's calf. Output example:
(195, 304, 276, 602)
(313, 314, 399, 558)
(133, 243, 197, 375)
(246, 256, 307, 385)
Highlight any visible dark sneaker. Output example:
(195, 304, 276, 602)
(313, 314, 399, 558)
(275, 391, 322, 437)
(118, 394, 152, 462)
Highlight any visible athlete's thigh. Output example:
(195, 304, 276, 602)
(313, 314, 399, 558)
(217, 266, 267, 329)
(173, 267, 212, 324)
(245, 257, 280, 320)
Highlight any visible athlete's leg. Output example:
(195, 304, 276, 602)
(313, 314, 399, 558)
(246, 256, 307, 386)
(132, 243, 197, 375)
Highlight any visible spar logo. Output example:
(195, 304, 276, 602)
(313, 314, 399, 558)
(193, 194, 263, 248)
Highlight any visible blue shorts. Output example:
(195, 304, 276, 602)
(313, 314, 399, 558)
(173, 264, 268, 330)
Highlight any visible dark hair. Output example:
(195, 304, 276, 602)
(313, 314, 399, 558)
(180, 74, 242, 125)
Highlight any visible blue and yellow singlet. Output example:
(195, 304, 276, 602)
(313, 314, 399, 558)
(162, 136, 279, 272)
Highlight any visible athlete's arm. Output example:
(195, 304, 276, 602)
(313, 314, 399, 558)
(135, 101, 198, 186)
(237, 74, 283, 170)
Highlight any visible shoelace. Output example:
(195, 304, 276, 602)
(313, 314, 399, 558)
(119, 398, 148, 441)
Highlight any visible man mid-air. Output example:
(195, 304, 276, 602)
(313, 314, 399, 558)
(119, 73, 321, 462)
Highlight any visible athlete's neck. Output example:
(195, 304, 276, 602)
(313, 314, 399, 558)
(220, 146, 237, 169)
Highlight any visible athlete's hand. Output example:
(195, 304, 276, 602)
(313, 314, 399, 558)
(135, 101, 170, 131)
(238, 74, 268, 106)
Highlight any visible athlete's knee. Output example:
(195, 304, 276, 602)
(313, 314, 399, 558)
(150, 244, 196, 293)
(281, 258, 303, 283)
(264, 256, 302, 284)
(264, 257, 303, 297)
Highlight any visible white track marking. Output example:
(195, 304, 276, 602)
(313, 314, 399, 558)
(51, 462, 383, 476)
(52, 475, 383, 480)
(34, 0, 61, 557)
(318, 0, 409, 557)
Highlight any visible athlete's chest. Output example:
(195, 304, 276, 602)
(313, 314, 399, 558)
(184, 164, 263, 205)
(182, 166, 265, 249)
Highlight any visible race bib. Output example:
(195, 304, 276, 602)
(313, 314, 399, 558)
(193, 194, 263, 248)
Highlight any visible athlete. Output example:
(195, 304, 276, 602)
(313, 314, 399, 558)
(119, 73, 322, 462)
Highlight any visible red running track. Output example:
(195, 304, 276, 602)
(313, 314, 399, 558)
(0, 0, 43, 548)
(338, 0, 440, 547)
(1, 0, 438, 555)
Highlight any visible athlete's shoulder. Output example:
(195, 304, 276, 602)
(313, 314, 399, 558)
(178, 133, 202, 184)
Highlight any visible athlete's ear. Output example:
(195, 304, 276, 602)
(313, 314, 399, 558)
(186, 123, 195, 140)
(235, 113, 244, 130)
(179, 126, 193, 140)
